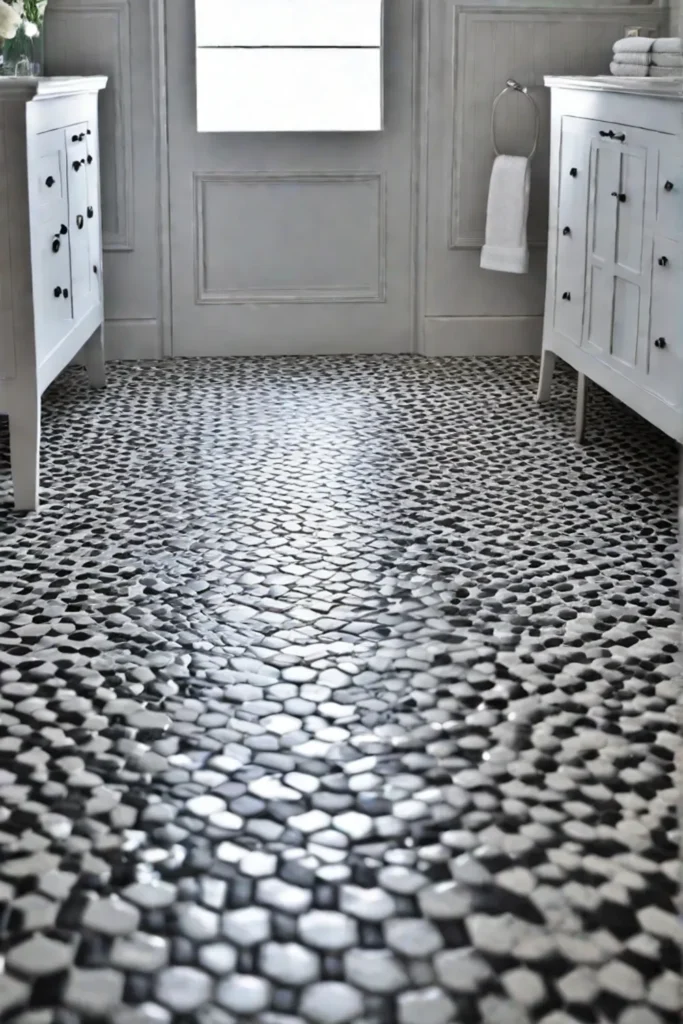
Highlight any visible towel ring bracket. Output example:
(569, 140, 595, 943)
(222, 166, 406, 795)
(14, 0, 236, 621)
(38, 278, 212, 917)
(492, 79, 541, 161)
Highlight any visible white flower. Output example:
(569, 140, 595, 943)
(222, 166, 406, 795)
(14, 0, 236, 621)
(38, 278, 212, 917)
(0, 0, 21, 39)
(22, 17, 38, 36)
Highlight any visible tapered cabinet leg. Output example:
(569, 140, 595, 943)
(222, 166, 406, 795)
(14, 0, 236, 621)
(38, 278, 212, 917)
(536, 348, 557, 404)
(9, 392, 41, 512)
(85, 322, 106, 389)
(575, 372, 587, 444)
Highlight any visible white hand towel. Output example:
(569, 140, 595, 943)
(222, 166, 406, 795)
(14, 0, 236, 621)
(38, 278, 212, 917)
(652, 37, 682, 53)
(613, 36, 654, 54)
(649, 66, 683, 77)
(612, 52, 651, 65)
(610, 62, 650, 77)
(480, 155, 530, 275)
(652, 54, 683, 67)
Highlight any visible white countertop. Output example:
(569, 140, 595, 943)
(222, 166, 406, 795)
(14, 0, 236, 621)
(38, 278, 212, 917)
(0, 75, 107, 100)
(545, 74, 683, 99)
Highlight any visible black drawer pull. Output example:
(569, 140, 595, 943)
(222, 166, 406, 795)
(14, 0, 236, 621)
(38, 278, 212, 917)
(45, 176, 55, 188)
(72, 161, 81, 172)
(79, 132, 85, 141)
(63, 288, 69, 299)
(72, 135, 78, 142)
(562, 291, 571, 301)
(60, 224, 68, 235)
(658, 256, 669, 267)
(53, 286, 62, 298)
(664, 180, 674, 192)
(562, 226, 571, 236)
(654, 337, 667, 349)
(611, 192, 627, 202)
(599, 130, 614, 138)
(569, 167, 578, 178)
(87, 129, 92, 135)
(87, 206, 94, 219)
(76, 214, 84, 230)
(613, 133, 626, 143)
(52, 237, 61, 253)
(87, 155, 93, 165)
(93, 265, 98, 275)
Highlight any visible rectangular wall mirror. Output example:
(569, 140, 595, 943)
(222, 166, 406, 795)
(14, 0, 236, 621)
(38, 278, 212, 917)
(195, 0, 384, 133)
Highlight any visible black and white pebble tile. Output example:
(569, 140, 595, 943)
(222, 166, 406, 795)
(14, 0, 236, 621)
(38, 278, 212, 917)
(0, 356, 680, 1024)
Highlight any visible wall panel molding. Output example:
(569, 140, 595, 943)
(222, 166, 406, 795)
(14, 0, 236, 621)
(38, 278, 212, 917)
(47, 0, 134, 252)
(449, 4, 667, 251)
(193, 171, 387, 305)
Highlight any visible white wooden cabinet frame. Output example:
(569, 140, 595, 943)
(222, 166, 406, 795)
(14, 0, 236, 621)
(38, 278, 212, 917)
(0, 76, 108, 510)
(537, 76, 683, 444)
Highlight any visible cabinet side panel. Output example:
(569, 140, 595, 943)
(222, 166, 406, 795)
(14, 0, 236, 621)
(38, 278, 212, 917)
(5, 100, 35, 379)
(0, 103, 16, 379)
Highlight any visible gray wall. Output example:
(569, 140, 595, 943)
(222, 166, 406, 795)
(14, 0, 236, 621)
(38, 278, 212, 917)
(46, 0, 670, 360)
(47, 0, 164, 359)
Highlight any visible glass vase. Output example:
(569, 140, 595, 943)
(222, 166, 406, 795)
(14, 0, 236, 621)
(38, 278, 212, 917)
(1, 22, 44, 77)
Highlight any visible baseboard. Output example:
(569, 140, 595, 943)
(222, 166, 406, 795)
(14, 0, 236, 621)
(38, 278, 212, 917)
(104, 319, 162, 360)
(423, 316, 543, 356)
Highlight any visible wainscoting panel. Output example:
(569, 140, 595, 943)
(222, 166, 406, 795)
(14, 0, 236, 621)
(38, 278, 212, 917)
(195, 172, 386, 304)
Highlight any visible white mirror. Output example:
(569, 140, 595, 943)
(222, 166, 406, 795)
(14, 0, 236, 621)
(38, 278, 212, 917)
(195, 0, 384, 133)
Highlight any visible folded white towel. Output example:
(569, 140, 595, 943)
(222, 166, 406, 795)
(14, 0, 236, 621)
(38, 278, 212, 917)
(650, 66, 683, 77)
(610, 62, 650, 77)
(652, 54, 683, 67)
(613, 36, 654, 54)
(612, 52, 651, 65)
(480, 155, 530, 275)
(652, 37, 682, 53)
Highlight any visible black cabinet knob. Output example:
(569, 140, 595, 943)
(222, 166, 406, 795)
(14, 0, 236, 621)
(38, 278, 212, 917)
(87, 206, 94, 219)
(93, 265, 98, 274)
(79, 133, 85, 141)
(599, 130, 614, 138)
(562, 226, 571, 236)
(613, 133, 626, 143)
(45, 176, 55, 188)
(569, 167, 578, 178)
(76, 214, 84, 230)
(611, 192, 627, 202)
(52, 237, 61, 253)
(73, 161, 81, 172)
(562, 291, 571, 301)
(664, 180, 674, 192)
(87, 129, 92, 135)
(87, 155, 93, 165)
(63, 288, 69, 299)
(658, 256, 669, 267)
(654, 337, 667, 349)
(60, 224, 68, 235)
(53, 286, 62, 297)
(72, 134, 79, 143)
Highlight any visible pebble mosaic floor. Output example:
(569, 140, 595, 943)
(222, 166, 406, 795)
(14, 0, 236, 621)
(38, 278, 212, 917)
(0, 356, 680, 1024)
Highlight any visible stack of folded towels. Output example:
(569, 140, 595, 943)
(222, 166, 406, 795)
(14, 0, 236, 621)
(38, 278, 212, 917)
(611, 37, 683, 78)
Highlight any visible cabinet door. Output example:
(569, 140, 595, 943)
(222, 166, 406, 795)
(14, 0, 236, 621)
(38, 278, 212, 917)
(654, 135, 683, 242)
(66, 123, 97, 323)
(584, 124, 654, 382)
(84, 126, 103, 305)
(648, 237, 682, 408)
(552, 117, 591, 345)
(28, 127, 74, 363)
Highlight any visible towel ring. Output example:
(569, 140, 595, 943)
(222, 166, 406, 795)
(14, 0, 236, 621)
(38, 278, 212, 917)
(492, 79, 541, 161)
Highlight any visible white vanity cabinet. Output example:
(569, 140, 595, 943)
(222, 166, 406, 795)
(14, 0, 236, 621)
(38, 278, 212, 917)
(538, 76, 683, 443)
(0, 76, 107, 510)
